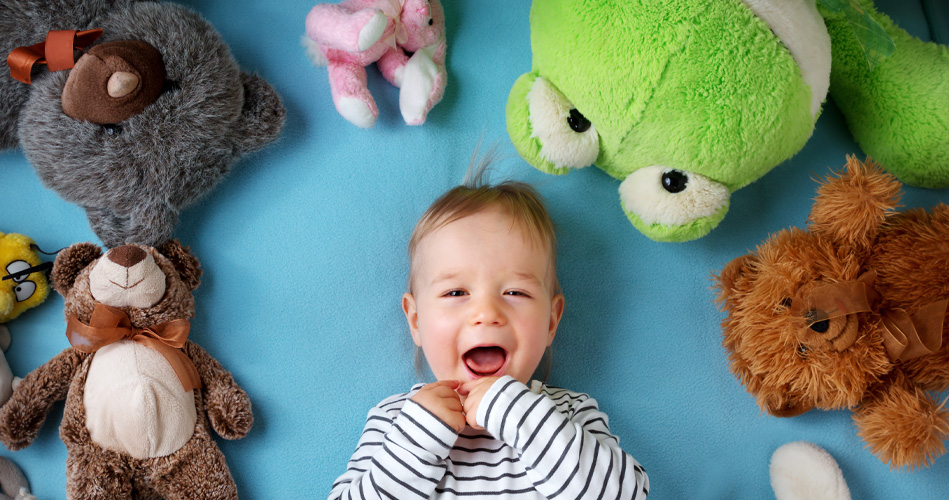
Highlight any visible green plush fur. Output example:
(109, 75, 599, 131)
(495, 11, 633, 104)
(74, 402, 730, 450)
(507, 0, 949, 242)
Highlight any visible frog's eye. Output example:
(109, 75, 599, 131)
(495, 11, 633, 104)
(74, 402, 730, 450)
(619, 165, 730, 227)
(526, 77, 599, 169)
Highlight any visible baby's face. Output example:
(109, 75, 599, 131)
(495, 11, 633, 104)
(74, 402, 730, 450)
(403, 208, 564, 384)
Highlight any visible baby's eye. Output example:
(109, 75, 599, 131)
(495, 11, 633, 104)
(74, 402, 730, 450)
(443, 289, 467, 297)
(505, 290, 531, 297)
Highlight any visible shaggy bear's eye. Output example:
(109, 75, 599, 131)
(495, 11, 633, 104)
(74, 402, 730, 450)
(796, 344, 809, 358)
(527, 76, 599, 168)
(13, 280, 36, 302)
(102, 124, 122, 136)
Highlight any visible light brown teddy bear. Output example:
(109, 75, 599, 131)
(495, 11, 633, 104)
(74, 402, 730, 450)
(715, 156, 949, 469)
(0, 240, 252, 498)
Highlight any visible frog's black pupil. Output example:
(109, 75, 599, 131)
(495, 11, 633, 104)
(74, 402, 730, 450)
(428, 18, 434, 26)
(661, 170, 688, 193)
(104, 124, 122, 135)
(810, 319, 830, 334)
(567, 109, 591, 133)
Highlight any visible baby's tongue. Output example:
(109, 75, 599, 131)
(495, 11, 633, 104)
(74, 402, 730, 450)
(464, 346, 505, 375)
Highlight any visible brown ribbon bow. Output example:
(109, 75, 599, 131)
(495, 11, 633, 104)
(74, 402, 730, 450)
(7, 29, 102, 84)
(66, 303, 202, 392)
(792, 270, 947, 362)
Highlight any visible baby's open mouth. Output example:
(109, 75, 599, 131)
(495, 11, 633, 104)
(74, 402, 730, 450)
(463, 346, 507, 377)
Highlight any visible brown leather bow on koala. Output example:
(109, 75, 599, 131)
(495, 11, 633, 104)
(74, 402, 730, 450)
(7, 29, 166, 124)
(790, 270, 947, 362)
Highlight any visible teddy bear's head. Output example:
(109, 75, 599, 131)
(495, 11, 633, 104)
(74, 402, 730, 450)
(51, 239, 202, 327)
(8, 2, 285, 247)
(715, 157, 903, 417)
(399, 0, 445, 53)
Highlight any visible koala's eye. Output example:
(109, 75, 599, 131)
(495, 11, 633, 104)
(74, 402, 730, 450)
(14, 280, 36, 302)
(4, 261, 31, 283)
(102, 124, 122, 136)
(618, 165, 730, 226)
(796, 344, 809, 358)
(526, 76, 599, 168)
(428, 18, 433, 26)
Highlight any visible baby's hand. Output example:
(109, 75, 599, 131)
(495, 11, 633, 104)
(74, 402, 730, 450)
(410, 380, 466, 433)
(458, 377, 500, 430)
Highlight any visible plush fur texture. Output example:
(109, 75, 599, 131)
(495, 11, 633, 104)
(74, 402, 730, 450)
(0, 456, 33, 500)
(0, 241, 253, 498)
(506, 0, 949, 242)
(715, 156, 949, 468)
(770, 442, 851, 500)
(0, 0, 286, 247)
(304, 0, 447, 128)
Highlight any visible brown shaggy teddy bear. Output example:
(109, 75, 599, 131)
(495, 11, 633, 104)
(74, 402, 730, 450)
(0, 240, 252, 498)
(715, 156, 949, 469)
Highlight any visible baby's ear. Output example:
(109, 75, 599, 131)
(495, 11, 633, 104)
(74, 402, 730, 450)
(714, 254, 758, 308)
(236, 72, 286, 154)
(51, 243, 102, 296)
(807, 156, 901, 251)
(157, 239, 202, 291)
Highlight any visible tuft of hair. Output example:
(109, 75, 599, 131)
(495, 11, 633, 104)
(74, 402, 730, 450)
(408, 145, 559, 293)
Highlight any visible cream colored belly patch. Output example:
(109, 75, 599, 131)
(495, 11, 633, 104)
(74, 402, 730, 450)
(84, 340, 197, 459)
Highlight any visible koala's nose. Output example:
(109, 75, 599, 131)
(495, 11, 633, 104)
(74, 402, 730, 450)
(62, 40, 166, 124)
(107, 245, 148, 268)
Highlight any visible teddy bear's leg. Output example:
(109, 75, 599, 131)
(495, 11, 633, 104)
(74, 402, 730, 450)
(822, 0, 949, 188)
(145, 430, 237, 500)
(853, 371, 949, 468)
(327, 62, 379, 128)
(306, 4, 388, 53)
(64, 447, 134, 499)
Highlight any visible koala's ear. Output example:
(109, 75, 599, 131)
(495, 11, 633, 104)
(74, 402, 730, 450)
(157, 239, 202, 291)
(714, 254, 758, 307)
(51, 243, 102, 296)
(236, 72, 286, 154)
(807, 156, 901, 251)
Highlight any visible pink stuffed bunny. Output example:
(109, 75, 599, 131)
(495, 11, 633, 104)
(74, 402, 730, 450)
(304, 0, 447, 128)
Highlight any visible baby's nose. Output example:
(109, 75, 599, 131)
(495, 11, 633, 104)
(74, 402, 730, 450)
(469, 296, 505, 325)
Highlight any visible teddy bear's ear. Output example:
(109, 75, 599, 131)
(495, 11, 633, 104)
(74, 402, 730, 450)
(157, 239, 202, 291)
(807, 156, 901, 251)
(51, 243, 102, 296)
(714, 254, 758, 307)
(235, 72, 286, 154)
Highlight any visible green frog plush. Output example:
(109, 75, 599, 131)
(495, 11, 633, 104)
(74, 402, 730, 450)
(506, 0, 949, 242)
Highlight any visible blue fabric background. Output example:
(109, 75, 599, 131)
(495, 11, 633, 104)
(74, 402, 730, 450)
(1, 1, 947, 498)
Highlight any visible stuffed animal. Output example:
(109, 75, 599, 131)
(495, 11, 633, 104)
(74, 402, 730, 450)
(715, 156, 949, 468)
(770, 442, 852, 500)
(0, 232, 50, 405)
(1, 0, 286, 247)
(0, 457, 33, 500)
(303, 0, 447, 128)
(506, 0, 949, 242)
(0, 240, 253, 498)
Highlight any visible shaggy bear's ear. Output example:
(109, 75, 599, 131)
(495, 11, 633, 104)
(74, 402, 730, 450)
(236, 72, 286, 154)
(51, 243, 102, 296)
(157, 239, 202, 291)
(714, 254, 758, 307)
(808, 156, 901, 251)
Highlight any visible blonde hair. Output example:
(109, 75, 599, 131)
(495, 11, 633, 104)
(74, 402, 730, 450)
(407, 148, 560, 295)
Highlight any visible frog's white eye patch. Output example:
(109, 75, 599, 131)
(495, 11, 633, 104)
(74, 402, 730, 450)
(526, 76, 599, 168)
(619, 165, 730, 226)
(741, 0, 831, 118)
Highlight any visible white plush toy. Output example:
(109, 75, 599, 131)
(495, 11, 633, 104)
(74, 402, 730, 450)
(771, 442, 852, 500)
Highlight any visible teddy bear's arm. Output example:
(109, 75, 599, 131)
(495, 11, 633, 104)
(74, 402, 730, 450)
(182, 341, 253, 440)
(377, 47, 411, 88)
(0, 348, 86, 450)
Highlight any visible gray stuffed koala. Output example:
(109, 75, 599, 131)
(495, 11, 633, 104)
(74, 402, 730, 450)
(1, 0, 286, 247)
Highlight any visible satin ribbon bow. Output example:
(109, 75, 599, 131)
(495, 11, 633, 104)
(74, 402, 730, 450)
(378, 0, 409, 49)
(66, 303, 202, 392)
(7, 29, 102, 84)
(792, 270, 947, 362)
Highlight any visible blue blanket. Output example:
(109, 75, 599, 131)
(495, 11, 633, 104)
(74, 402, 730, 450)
(0, 0, 946, 498)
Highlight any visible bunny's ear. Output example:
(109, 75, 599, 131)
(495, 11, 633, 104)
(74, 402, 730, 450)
(51, 243, 102, 296)
(157, 239, 202, 291)
(807, 156, 901, 252)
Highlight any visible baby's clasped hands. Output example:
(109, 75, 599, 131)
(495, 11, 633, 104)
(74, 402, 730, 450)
(410, 377, 500, 432)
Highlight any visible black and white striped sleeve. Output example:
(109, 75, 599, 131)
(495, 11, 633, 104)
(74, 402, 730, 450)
(328, 396, 460, 500)
(475, 376, 649, 500)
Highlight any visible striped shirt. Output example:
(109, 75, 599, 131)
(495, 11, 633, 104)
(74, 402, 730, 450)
(328, 375, 649, 499)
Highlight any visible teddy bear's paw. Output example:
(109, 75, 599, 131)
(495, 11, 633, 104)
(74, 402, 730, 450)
(855, 390, 949, 468)
(358, 10, 388, 51)
(337, 97, 378, 129)
(770, 441, 851, 500)
(400, 47, 440, 125)
(206, 389, 254, 440)
(0, 409, 41, 451)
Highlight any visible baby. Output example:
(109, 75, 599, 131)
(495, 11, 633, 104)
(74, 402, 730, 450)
(329, 160, 649, 499)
